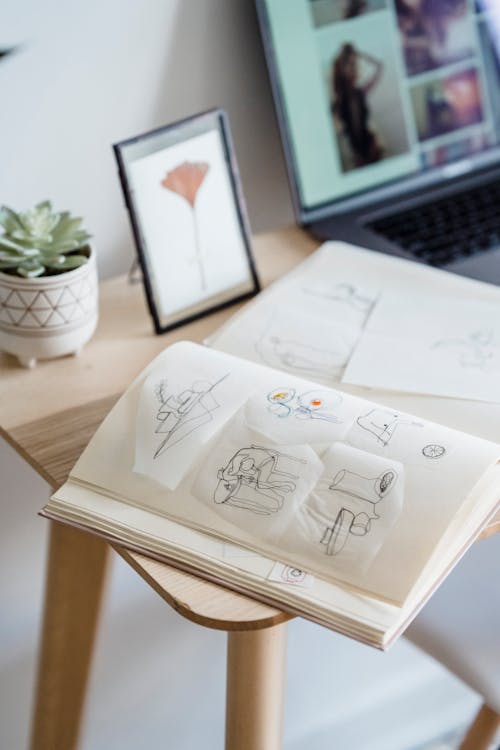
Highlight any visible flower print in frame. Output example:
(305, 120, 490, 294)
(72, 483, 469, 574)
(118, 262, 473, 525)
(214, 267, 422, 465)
(161, 161, 210, 290)
(114, 109, 260, 334)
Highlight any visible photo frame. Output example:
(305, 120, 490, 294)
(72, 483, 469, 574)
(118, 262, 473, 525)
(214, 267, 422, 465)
(114, 109, 260, 334)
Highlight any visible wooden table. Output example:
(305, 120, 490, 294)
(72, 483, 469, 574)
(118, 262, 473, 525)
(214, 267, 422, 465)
(2, 226, 499, 750)
(0, 227, 317, 750)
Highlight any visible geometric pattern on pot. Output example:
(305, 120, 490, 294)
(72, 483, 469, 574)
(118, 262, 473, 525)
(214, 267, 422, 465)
(0, 278, 95, 330)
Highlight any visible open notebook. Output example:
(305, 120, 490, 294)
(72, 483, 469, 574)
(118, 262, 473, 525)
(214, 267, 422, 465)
(43, 341, 500, 649)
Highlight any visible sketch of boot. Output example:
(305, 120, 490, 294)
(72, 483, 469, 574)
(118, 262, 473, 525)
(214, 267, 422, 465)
(356, 408, 422, 447)
(350, 511, 372, 536)
(329, 468, 396, 503)
(321, 508, 356, 555)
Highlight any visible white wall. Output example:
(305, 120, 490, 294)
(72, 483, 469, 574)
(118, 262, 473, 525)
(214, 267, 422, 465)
(0, 0, 293, 279)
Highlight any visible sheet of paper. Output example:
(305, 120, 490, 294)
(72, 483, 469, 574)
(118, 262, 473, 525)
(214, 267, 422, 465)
(278, 443, 404, 575)
(192, 415, 324, 544)
(133, 343, 262, 490)
(343, 292, 500, 403)
(210, 245, 381, 385)
(212, 299, 360, 386)
(71, 341, 500, 604)
(243, 376, 362, 446)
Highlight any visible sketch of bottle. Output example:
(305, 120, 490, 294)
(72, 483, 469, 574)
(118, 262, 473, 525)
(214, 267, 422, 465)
(320, 467, 397, 556)
(161, 161, 210, 291)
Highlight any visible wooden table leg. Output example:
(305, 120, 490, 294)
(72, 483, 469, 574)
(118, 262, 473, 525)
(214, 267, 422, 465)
(30, 521, 109, 750)
(459, 704, 500, 750)
(225, 622, 288, 750)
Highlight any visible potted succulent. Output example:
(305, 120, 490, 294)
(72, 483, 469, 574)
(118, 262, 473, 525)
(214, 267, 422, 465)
(0, 201, 98, 367)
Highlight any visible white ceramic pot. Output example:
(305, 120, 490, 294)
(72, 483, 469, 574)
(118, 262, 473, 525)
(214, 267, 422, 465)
(0, 246, 98, 368)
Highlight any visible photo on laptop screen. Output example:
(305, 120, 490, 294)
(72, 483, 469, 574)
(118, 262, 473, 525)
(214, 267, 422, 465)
(258, 0, 500, 216)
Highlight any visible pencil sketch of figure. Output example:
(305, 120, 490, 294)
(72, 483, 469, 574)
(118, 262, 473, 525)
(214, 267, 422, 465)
(431, 329, 497, 371)
(153, 373, 229, 458)
(267, 387, 342, 423)
(356, 408, 423, 447)
(255, 334, 347, 380)
(214, 445, 305, 515)
(320, 467, 397, 556)
(302, 282, 376, 315)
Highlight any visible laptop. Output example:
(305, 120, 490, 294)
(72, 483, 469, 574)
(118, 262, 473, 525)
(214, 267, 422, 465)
(255, 0, 500, 284)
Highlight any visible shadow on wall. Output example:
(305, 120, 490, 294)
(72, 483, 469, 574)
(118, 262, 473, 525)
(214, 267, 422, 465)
(152, 0, 293, 234)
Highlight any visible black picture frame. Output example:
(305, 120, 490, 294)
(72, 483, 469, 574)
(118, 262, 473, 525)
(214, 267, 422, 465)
(113, 108, 260, 335)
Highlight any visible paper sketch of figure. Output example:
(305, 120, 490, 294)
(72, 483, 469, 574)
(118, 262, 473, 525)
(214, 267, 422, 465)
(302, 282, 376, 314)
(431, 329, 497, 370)
(320, 467, 397, 556)
(267, 388, 342, 423)
(214, 445, 305, 515)
(255, 335, 346, 380)
(154, 373, 228, 458)
(356, 408, 423, 447)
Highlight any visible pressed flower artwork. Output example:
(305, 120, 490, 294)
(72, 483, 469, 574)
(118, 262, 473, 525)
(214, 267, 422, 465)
(115, 110, 259, 333)
(161, 161, 210, 290)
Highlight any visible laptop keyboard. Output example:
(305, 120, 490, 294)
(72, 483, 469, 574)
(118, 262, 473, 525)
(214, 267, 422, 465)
(368, 179, 500, 267)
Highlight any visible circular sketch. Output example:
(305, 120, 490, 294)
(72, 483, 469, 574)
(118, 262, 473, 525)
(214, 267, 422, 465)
(422, 444, 446, 459)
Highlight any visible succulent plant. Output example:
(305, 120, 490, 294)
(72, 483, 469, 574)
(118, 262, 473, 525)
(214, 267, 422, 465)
(0, 201, 91, 278)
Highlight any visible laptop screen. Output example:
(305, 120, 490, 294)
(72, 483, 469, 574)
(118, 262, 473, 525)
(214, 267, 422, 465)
(258, 1, 500, 218)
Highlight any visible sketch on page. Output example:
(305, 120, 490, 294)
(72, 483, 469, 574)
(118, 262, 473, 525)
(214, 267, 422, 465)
(422, 444, 446, 459)
(343, 292, 500, 402)
(153, 373, 229, 458)
(266, 387, 342, 424)
(301, 281, 376, 316)
(192, 418, 324, 542)
(243, 383, 354, 448)
(267, 562, 314, 588)
(214, 445, 305, 515)
(209, 296, 363, 386)
(134, 344, 259, 491)
(255, 330, 348, 381)
(319, 467, 398, 556)
(347, 409, 454, 467)
(276, 443, 404, 572)
(430, 329, 498, 371)
(356, 408, 424, 447)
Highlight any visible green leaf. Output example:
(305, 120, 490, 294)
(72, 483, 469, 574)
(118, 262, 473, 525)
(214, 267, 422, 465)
(45, 254, 88, 271)
(0, 206, 24, 233)
(0, 247, 21, 259)
(0, 235, 30, 253)
(51, 215, 83, 241)
(17, 262, 45, 278)
(39, 239, 78, 253)
(35, 200, 52, 212)
(0, 258, 20, 269)
(10, 229, 43, 243)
